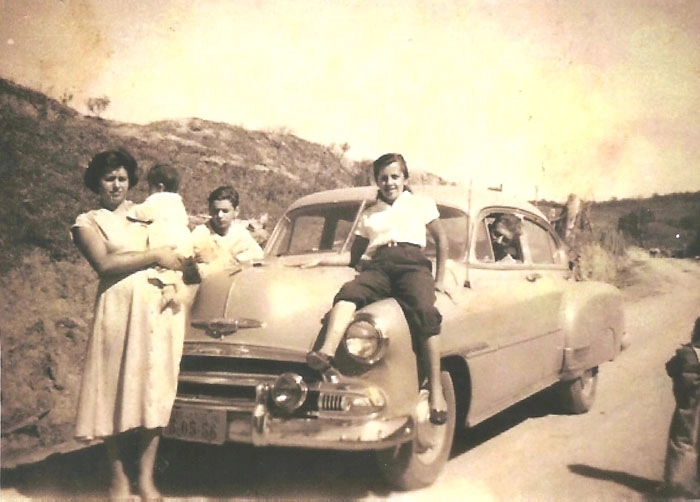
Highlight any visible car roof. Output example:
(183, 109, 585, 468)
(286, 185, 548, 221)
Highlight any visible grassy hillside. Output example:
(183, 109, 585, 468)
(0, 78, 364, 277)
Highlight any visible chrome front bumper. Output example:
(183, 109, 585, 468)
(165, 382, 415, 451)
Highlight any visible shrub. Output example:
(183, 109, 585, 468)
(576, 243, 620, 283)
(567, 225, 627, 284)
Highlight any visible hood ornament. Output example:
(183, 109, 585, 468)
(191, 317, 265, 339)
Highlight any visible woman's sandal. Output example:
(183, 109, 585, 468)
(306, 351, 333, 371)
(429, 408, 448, 426)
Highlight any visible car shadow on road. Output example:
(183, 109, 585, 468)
(568, 464, 660, 497)
(450, 386, 561, 455)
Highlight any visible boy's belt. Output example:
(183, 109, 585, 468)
(377, 242, 421, 251)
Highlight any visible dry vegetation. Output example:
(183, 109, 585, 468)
(1, 77, 698, 467)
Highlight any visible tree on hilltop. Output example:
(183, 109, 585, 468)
(86, 96, 110, 118)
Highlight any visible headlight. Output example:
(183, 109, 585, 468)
(342, 314, 388, 365)
(270, 373, 308, 413)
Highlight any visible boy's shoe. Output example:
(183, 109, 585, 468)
(429, 409, 448, 426)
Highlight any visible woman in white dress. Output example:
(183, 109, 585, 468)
(71, 149, 185, 500)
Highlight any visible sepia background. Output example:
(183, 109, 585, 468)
(2, 0, 700, 201)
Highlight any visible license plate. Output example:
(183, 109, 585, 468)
(164, 407, 227, 444)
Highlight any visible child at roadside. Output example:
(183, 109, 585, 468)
(191, 185, 264, 279)
(128, 163, 198, 312)
(661, 317, 700, 498)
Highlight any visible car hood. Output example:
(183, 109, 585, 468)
(186, 260, 356, 354)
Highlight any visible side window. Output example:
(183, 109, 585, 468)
(523, 219, 559, 264)
(424, 205, 469, 260)
(475, 212, 524, 263)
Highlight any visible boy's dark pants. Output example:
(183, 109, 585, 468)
(333, 244, 442, 352)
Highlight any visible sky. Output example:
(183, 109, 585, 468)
(1, 0, 699, 201)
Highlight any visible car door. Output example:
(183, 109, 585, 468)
(518, 215, 570, 380)
(465, 209, 568, 421)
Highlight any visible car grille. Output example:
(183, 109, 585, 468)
(320, 393, 345, 412)
(176, 355, 321, 416)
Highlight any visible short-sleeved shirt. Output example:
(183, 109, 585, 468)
(191, 221, 265, 278)
(356, 190, 440, 257)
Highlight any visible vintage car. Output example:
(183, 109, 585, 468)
(163, 185, 625, 489)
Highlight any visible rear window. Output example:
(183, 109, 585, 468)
(424, 205, 469, 260)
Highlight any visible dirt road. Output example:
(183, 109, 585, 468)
(3, 251, 700, 500)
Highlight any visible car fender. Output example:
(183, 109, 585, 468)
(337, 298, 421, 419)
(559, 281, 624, 379)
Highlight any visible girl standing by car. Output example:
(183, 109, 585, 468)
(72, 149, 185, 500)
(306, 153, 449, 424)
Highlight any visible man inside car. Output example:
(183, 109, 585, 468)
(489, 213, 523, 262)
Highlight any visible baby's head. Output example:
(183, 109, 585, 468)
(147, 164, 181, 193)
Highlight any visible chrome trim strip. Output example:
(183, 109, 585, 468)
(181, 342, 307, 362)
(178, 372, 280, 387)
(173, 396, 255, 412)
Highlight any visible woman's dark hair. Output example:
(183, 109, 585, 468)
(147, 164, 180, 192)
(84, 149, 139, 193)
(208, 185, 240, 208)
(372, 153, 409, 182)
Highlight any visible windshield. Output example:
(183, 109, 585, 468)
(267, 202, 363, 256)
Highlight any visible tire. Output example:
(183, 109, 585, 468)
(375, 371, 456, 490)
(557, 366, 598, 414)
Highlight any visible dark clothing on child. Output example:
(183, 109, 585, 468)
(333, 243, 442, 349)
(663, 343, 700, 497)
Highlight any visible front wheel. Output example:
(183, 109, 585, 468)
(557, 366, 598, 414)
(375, 371, 456, 490)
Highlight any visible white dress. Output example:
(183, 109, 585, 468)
(73, 205, 186, 439)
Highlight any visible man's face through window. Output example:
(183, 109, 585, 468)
(491, 222, 514, 248)
(490, 217, 521, 262)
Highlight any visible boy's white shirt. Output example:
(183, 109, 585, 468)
(356, 190, 440, 257)
(191, 221, 264, 278)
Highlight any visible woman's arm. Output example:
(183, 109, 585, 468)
(72, 225, 183, 277)
(427, 218, 449, 291)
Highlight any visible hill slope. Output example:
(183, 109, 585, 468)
(0, 77, 362, 277)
